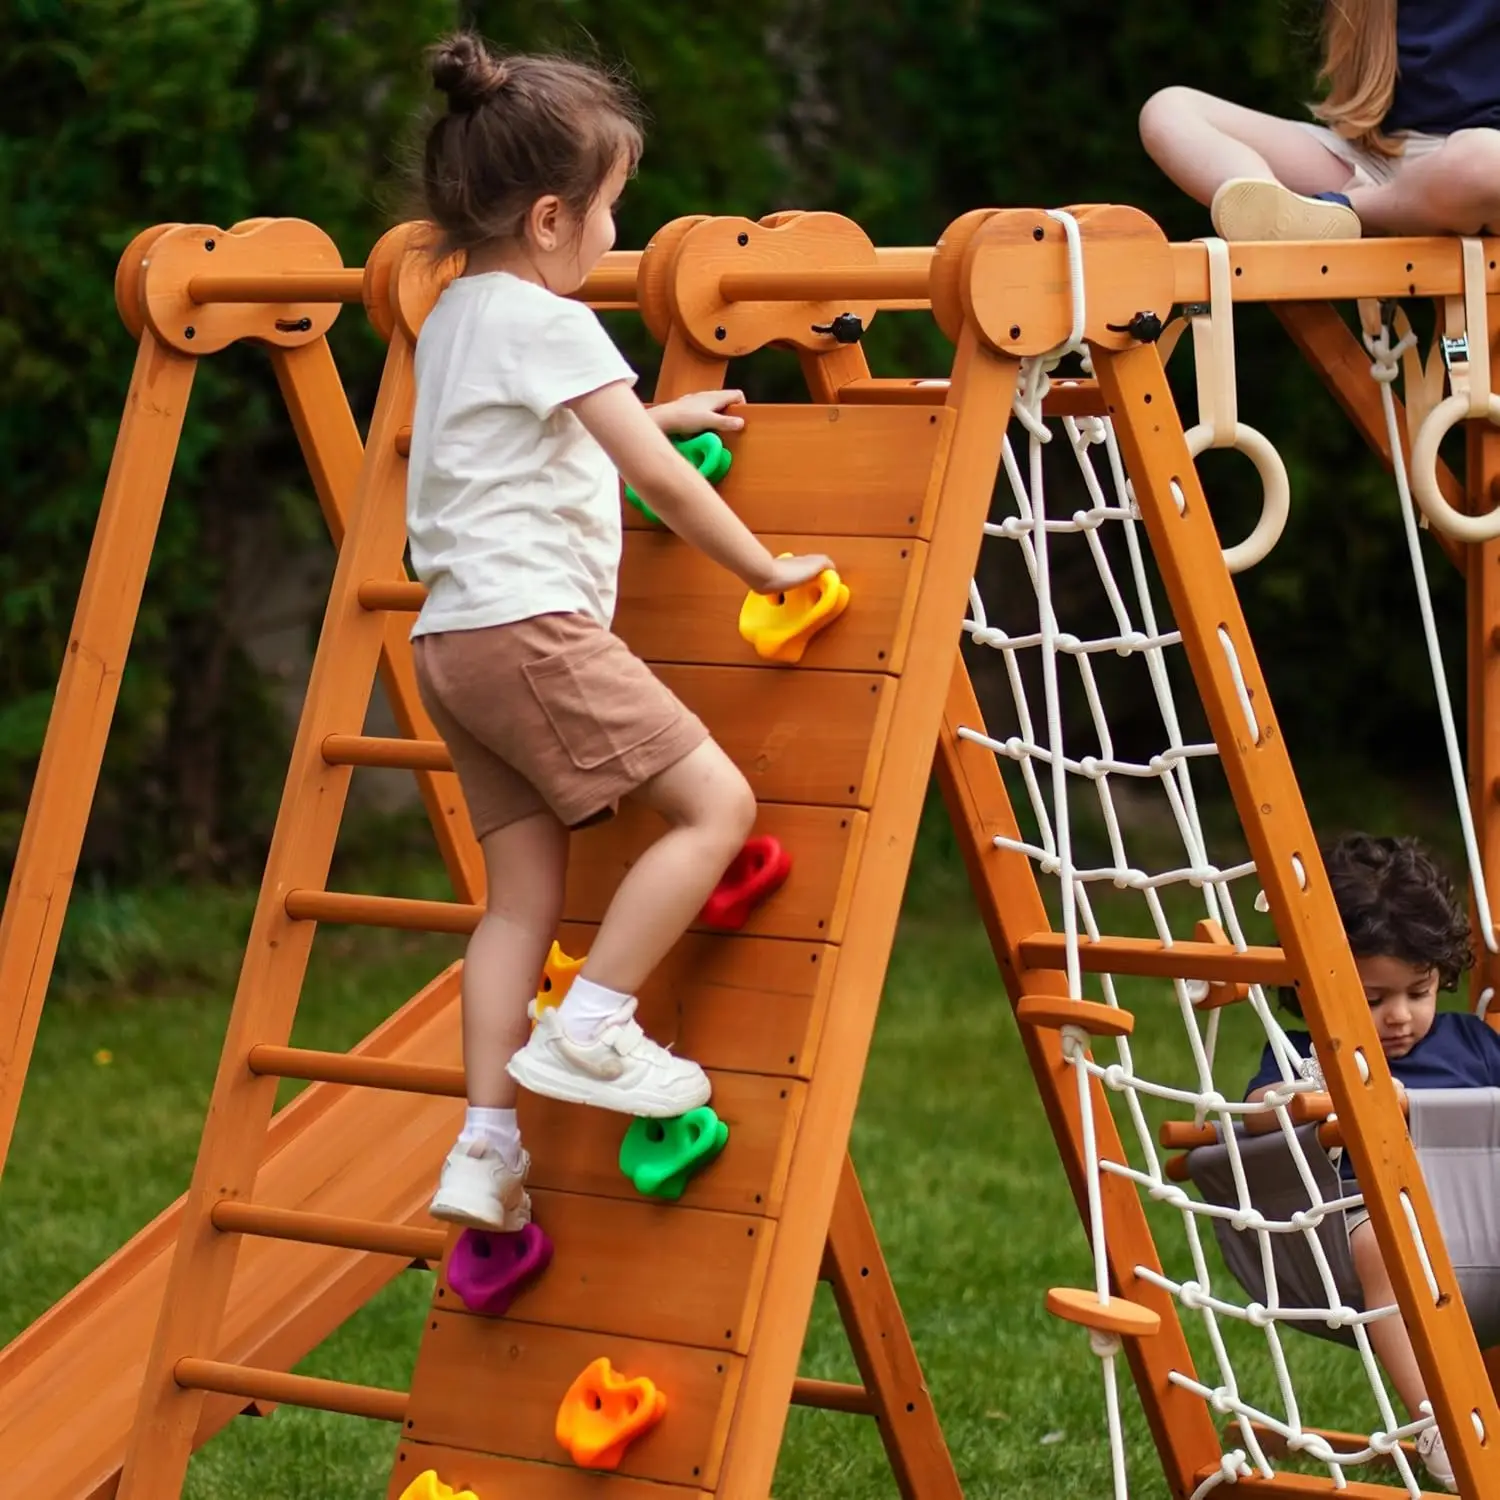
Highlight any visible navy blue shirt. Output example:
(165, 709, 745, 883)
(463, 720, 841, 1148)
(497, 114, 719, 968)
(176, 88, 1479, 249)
(1385, 2, 1500, 136)
(1247, 1010, 1500, 1097)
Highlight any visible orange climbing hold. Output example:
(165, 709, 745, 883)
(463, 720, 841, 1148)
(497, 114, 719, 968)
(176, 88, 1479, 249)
(531, 940, 586, 1023)
(738, 559, 850, 663)
(555, 1355, 668, 1470)
(397, 1470, 478, 1500)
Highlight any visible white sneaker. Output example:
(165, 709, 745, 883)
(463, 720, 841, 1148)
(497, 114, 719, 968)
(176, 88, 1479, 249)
(507, 998, 711, 1118)
(428, 1140, 531, 1232)
(1210, 178, 1361, 242)
(1416, 1424, 1458, 1492)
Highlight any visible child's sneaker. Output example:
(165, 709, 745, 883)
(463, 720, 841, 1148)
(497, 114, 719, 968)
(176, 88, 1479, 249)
(1210, 178, 1361, 241)
(507, 997, 711, 1118)
(1417, 1424, 1458, 1492)
(428, 1140, 531, 1232)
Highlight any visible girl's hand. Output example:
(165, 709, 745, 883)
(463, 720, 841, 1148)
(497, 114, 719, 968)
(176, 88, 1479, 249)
(751, 553, 837, 594)
(652, 389, 746, 435)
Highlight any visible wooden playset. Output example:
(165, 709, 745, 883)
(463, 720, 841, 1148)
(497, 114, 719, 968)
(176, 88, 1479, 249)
(4, 204, 1500, 1498)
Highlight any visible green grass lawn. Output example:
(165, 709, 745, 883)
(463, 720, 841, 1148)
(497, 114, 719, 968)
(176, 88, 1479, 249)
(2, 805, 1424, 1498)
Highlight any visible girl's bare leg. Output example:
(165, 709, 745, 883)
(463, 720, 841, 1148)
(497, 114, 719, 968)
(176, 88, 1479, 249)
(1349, 1218, 1429, 1418)
(1139, 86, 1352, 205)
(1348, 128, 1500, 234)
(462, 809, 569, 1105)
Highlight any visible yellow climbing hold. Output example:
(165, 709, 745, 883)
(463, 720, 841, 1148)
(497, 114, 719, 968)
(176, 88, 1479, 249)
(531, 940, 586, 1024)
(738, 559, 850, 664)
(396, 1470, 478, 1500)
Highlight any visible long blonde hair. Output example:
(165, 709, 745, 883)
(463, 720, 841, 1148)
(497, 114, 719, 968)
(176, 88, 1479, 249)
(1311, 0, 1401, 156)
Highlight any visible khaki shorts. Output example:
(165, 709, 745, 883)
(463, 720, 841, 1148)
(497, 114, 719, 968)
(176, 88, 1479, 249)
(1294, 121, 1447, 190)
(412, 613, 708, 838)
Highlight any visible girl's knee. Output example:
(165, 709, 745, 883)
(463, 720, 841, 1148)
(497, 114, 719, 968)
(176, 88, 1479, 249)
(1139, 85, 1207, 149)
(715, 770, 757, 847)
(1435, 130, 1500, 208)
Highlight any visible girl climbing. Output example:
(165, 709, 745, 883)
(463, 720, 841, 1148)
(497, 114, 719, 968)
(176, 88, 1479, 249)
(1139, 2, 1500, 241)
(405, 32, 834, 1232)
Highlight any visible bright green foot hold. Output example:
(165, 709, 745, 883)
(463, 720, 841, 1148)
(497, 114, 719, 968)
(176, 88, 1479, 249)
(624, 431, 733, 524)
(619, 1107, 729, 1199)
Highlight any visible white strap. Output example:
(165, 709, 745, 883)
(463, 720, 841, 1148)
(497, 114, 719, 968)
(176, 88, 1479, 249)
(1191, 239, 1238, 448)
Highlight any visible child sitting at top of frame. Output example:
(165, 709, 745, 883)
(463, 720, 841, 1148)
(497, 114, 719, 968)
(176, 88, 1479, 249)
(1139, 1, 1500, 241)
(1245, 833, 1494, 1491)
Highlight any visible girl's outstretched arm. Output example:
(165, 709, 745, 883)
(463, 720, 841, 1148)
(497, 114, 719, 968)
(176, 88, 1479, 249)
(570, 380, 832, 594)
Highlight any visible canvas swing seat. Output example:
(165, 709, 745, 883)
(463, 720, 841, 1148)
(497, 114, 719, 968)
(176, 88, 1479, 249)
(1185, 1088, 1500, 1348)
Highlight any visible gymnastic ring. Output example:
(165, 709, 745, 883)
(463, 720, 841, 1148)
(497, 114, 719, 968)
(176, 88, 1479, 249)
(1182, 421, 1291, 574)
(1409, 391, 1500, 543)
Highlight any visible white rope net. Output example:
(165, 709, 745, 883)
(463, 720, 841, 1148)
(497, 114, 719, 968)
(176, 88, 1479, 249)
(960, 290, 1452, 1497)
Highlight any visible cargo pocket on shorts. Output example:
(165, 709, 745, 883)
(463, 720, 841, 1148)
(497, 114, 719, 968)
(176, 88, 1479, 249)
(521, 637, 662, 771)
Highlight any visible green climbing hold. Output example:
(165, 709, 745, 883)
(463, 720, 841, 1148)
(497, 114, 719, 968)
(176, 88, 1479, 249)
(618, 1106, 730, 1200)
(624, 431, 733, 524)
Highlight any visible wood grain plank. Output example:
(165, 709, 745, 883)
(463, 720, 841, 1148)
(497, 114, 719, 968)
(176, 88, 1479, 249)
(616, 534, 923, 675)
(436, 1190, 773, 1353)
(518, 1074, 805, 1217)
(389, 1441, 712, 1499)
(404, 1313, 741, 1489)
(623, 404, 952, 539)
(655, 665, 892, 808)
(564, 804, 865, 944)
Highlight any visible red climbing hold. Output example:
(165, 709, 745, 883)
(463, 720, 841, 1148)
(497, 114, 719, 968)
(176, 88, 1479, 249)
(699, 835, 791, 930)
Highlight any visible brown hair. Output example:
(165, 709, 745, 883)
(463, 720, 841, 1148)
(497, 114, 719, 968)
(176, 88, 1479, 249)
(419, 32, 644, 256)
(1280, 833, 1473, 1015)
(1310, 0, 1402, 157)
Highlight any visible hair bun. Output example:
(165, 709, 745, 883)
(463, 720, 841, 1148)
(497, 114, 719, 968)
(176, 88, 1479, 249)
(430, 32, 509, 113)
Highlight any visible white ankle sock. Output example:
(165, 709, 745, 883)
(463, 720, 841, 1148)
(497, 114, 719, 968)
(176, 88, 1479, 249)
(458, 1106, 523, 1170)
(557, 975, 631, 1042)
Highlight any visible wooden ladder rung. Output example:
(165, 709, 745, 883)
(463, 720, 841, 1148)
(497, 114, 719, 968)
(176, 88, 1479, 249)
(357, 579, 426, 612)
(284, 888, 481, 934)
(174, 1359, 407, 1423)
(321, 734, 451, 772)
(791, 1377, 874, 1415)
(247, 1043, 466, 1096)
(210, 1200, 447, 1260)
(1017, 931, 1293, 984)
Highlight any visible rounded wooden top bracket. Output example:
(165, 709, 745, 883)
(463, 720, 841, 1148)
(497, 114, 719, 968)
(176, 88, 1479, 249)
(116, 223, 182, 340)
(367, 221, 463, 347)
(636, 214, 710, 347)
(959, 204, 1175, 358)
(1046, 1287, 1162, 1338)
(1016, 994, 1135, 1038)
(668, 212, 880, 357)
(139, 219, 344, 355)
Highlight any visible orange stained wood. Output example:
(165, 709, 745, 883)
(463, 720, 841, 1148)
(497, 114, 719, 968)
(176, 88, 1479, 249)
(1045, 1287, 1163, 1339)
(656, 665, 895, 808)
(1094, 335, 1500, 1495)
(1017, 929, 1293, 984)
(139, 220, 345, 355)
(669, 212, 881, 356)
(515, 1075, 804, 1217)
(622, 404, 954, 539)
(116, 246, 431, 1498)
(0, 333, 196, 1180)
(439, 1189, 773, 1353)
(564, 803, 867, 944)
(1016, 994, 1136, 1037)
(0, 965, 465, 1500)
(618, 532, 924, 674)
(1190, 918, 1251, 1008)
(935, 659, 1222, 1496)
(388, 1443, 711, 1500)
(553, 924, 833, 1080)
(404, 1313, 741, 1490)
(710, 326, 1017, 1499)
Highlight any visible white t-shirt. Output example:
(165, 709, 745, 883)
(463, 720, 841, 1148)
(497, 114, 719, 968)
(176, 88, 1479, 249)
(406, 272, 637, 636)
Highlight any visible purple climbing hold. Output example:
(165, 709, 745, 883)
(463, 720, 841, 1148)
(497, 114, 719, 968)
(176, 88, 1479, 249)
(446, 1221, 553, 1317)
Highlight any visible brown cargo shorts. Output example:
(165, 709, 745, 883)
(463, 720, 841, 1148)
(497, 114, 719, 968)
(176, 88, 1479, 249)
(411, 612, 709, 838)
